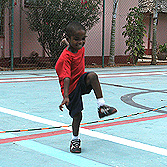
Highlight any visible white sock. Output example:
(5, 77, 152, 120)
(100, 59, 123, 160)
(72, 135, 79, 140)
(97, 98, 105, 108)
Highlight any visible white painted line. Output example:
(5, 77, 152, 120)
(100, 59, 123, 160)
(98, 71, 164, 78)
(0, 71, 166, 83)
(0, 133, 111, 167)
(0, 107, 167, 156)
(0, 76, 58, 83)
(80, 129, 167, 156)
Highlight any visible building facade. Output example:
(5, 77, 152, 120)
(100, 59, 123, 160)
(0, 0, 167, 66)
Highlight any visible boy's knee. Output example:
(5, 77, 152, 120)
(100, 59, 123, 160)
(87, 72, 98, 81)
(86, 72, 98, 86)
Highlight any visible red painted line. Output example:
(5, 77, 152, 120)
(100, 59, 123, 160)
(0, 129, 71, 144)
(83, 114, 167, 130)
(0, 114, 167, 144)
(98, 71, 167, 76)
(99, 74, 160, 78)
(1, 71, 166, 83)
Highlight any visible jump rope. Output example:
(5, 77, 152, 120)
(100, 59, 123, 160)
(0, 105, 167, 134)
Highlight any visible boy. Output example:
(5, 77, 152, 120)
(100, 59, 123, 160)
(55, 21, 117, 153)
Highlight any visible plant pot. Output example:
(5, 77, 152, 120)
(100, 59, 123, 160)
(157, 52, 167, 60)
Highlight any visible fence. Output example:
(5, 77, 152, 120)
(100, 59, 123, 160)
(0, 0, 167, 71)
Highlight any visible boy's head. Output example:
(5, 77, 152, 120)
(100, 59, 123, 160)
(66, 21, 86, 53)
(66, 21, 85, 38)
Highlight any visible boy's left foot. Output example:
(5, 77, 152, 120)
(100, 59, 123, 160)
(98, 105, 117, 118)
(70, 139, 81, 153)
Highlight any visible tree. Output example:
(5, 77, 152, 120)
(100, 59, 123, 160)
(0, 0, 8, 35)
(25, 0, 102, 64)
(122, 7, 146, 65)
(0, 0, 8, 10)
(108, 0, 119, 66)
(151, 0, 158, 65)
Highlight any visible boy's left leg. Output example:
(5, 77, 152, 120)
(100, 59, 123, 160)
(72, 112, 82, 137)
(70, 112, 82, 153)
(85, 72, 117, 118)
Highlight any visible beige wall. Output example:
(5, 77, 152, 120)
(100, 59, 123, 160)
(1, 8, 10, 58)
(157, 13, 167, 45)
(85, 0, 138, 57)
(0, 37, 4, 57)
(0, 1, 43, 58)
(143, 12, 167, 50)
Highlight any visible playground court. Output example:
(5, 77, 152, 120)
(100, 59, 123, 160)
(0, 65, 167, 167)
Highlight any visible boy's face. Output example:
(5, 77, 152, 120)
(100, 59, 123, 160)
(68, 29, 86, 53)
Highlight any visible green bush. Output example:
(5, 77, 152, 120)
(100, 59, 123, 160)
(159, 43, 167, 53)
(25, 0, 102, 63)
(122, 7, 146, 65)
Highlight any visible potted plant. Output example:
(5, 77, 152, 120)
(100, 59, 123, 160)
(157, 43, 167, 60)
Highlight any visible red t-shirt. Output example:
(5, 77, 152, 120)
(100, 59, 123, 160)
(55, 47, 85, 97)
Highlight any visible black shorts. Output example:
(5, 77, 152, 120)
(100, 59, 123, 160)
(66, 72, 92, 118)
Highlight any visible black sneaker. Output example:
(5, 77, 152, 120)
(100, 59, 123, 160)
(98, 105, 117, 118)
(70, 139, 81, 153)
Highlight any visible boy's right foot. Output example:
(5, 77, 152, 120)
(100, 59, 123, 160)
(70, 139, 81, 153)
(98, 105, 117, 118)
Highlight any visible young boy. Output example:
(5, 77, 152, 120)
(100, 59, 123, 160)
(55, 21, 117, 153)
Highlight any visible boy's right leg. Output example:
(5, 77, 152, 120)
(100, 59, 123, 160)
(85, 72, 117, 118)
(85, 72, 103, 99)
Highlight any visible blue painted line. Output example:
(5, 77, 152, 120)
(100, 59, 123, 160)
(0, 133, 112, 167)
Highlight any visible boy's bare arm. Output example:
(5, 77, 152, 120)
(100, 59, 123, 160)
(59, 77, 70, 111)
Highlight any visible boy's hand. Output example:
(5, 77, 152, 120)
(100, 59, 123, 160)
(59, 97, 69, 111)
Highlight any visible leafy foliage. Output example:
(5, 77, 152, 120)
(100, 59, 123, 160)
(122, 7, 146, 64)
(0, 0, 9, 35)
(1, 0, 9, 7)
(158, 43, 167, 53)
(25, 0, 102, 62)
